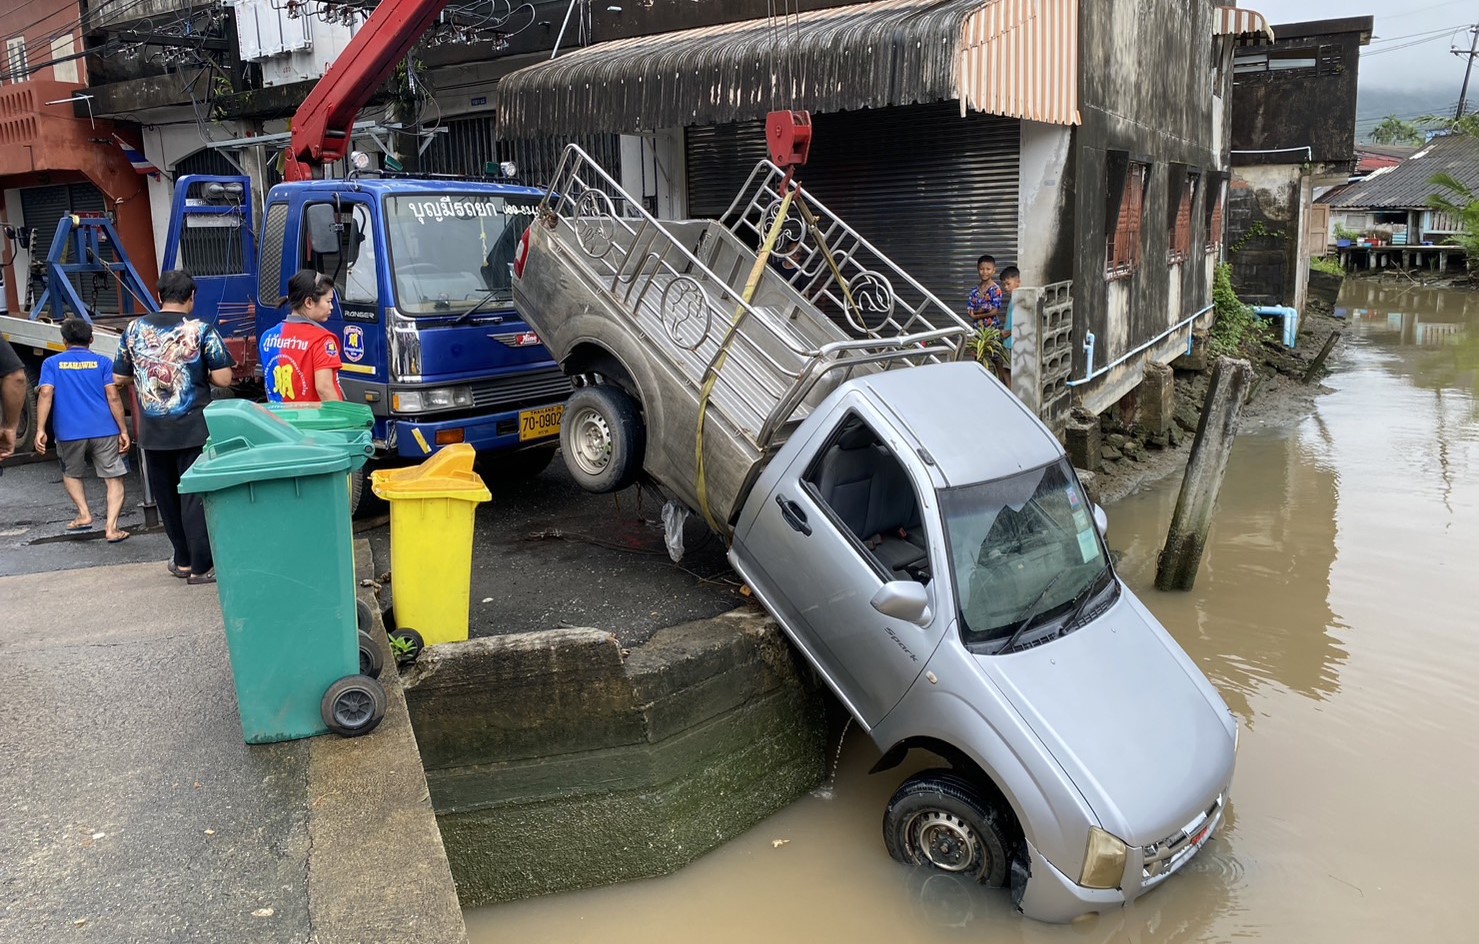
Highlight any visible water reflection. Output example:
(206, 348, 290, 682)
(465, 278, 1479, 944)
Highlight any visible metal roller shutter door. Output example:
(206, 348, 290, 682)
(425, 113, 622, 189)
(20, 182, 118, 316)
(686, 102, 1020, 314)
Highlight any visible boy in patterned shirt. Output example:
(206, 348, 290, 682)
(966, 254, 1005, 329)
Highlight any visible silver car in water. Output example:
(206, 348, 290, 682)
(729, 364, 1237, 921)
(513, 145, 1237, 921)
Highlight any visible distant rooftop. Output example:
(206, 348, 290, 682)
(1319, 134, 1479, 209)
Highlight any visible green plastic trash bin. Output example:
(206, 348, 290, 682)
(181, 400, 385, 744)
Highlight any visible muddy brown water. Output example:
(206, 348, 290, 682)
(465, 279, 1479, 943)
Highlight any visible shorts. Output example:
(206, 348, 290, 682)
(57, 436, 128, 479)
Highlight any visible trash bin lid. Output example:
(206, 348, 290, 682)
(265, 401, 374, 431)
(370, 443, 492, 503)
(180, 401, 355, 494)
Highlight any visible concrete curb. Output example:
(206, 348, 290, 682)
(302, 541, 468, 944)
(402, 607, 828, 906)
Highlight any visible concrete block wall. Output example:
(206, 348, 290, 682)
(401, 608, 827, 906)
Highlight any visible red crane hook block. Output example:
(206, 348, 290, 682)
(766, 110, 812, 169)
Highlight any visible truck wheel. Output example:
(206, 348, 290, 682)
(349, 463, 387, 519)
(321, 675, 387, 737)
(14, 362, 40, 455)
(560, 385, 645, 493)
(482, 445, 556, 482)
(883, 770, 1014, 887)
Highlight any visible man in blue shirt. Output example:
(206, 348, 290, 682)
(35, 318, 132, 542)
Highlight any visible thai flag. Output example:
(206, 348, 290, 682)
(113, 134, 160, 178)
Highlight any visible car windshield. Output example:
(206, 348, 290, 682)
(384, 193, 539, 316)
(941, 459, 1109, 647)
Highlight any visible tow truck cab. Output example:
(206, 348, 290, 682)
(257, 178, 571, 460)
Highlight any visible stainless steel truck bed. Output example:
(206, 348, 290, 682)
(513, 145, 975, 531)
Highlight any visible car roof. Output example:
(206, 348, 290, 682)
(850, 361, 1065, 486)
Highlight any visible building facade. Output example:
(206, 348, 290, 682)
(74, 0, 1275, 428)
(0, 0, 158, 315)
(1227, 17, 1372, 312)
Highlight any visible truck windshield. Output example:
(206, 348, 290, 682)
(941, 460, 1109, 648)
(384, 193, 540, 316)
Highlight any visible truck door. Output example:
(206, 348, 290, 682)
(161, 175, 257, 372)
(739, 407, 948, 727)
(300, 197, 384, 401)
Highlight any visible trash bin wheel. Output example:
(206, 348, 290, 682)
(321, 675, 387, 737)
(358, 629, 384, 678)
(389, 628, 424, 665)
(355, 597, 375, 633)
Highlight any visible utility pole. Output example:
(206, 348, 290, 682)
(1454, 24, 1479, 120)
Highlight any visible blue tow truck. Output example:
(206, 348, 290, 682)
(161, 173, 570, 510)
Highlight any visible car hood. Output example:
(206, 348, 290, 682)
(974, 588, 1235, 845)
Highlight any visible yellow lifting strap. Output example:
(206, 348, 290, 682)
(795, 198, 862, 326)
(695, 186, 797, 536)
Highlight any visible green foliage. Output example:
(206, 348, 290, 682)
(1229, 221, 1285, 256)
(971, 323, 1006, 366)
(1369, 116, 1427, 147)
(1426, 171, 1479, 267)
(1310, 256, 1345, 277)
(1333, 223, 1361, 242)
(1209, 263, 1272, 356)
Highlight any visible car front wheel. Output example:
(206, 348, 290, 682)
(883, 770, 1016, 887)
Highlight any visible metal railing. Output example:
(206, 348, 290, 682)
(539, 145, 975, 449)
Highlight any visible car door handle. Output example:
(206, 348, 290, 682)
(776, 495, 812, 536)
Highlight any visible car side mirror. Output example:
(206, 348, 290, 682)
(870, 581, 932, 627)
(305, 204, 340, 256)
(1092, 504, 1108, 539)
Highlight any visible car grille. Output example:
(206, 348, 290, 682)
(1141, 794, 1223, 883)
(469, 370, 573, 411)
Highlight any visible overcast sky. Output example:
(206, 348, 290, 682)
(1253, 0, 1479, 126)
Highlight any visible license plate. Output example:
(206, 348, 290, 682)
(519, 405, 563, 441)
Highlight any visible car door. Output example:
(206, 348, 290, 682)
(739, 404, 948, 728)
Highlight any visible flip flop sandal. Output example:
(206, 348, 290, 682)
(167, 561, 191, 579)
(107, 532, 131, 544)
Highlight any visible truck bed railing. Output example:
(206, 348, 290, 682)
(719, 160, 976, 343)
(538, 145, 975, 451)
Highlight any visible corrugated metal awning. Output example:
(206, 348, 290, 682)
(497, 0, 1080, 138)
(1214, 6, 1275, 45)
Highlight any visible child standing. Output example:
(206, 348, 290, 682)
(966, 254, 1004, 329)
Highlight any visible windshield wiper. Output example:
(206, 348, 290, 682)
(451, 287, 508, 325)
(1057, 563, 1115, 639)
(997, 570, 1072, 655)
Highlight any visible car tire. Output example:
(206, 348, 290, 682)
(14, 362, 40, 456)
(883, 770, 1015, 887)
(559, 384, 645, 493)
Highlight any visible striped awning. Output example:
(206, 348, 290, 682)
(1214, 6, 1275, 45)
(496, 0, 1081, 137)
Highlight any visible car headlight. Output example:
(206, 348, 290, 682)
(1079, 826, 1127, 889)
(392, 386, 473, 413)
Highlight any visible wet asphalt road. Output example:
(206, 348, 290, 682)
(368, 455, 745, 646)
(1, 449, 744, 647)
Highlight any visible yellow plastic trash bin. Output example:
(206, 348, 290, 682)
(370, 443, 491, 647)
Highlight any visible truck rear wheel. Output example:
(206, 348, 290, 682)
(883, 770, 1014, 887)
(560, 384, 645, 493)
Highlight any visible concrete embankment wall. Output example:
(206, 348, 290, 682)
(401, 607, 828, 906)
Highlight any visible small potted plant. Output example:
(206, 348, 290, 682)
(1333, 224, 1358, 248)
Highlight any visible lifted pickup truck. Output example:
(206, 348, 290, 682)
(513, 146, 1237, 922)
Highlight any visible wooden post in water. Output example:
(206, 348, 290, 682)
(1301, 329, 1342, 385)
(1155, 356, 1254, 591)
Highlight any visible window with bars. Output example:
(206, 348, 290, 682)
(1205, 179, 1225, 253)
(6, 38, 28, 84)
(1168, 169, 1197, 264)
(1106, 156, 1149, 278)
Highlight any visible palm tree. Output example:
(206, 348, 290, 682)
(1369, 116, 1426, 147)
